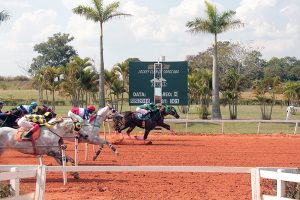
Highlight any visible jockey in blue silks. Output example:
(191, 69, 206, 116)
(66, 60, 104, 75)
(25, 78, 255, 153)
(17, 101, 38, 115)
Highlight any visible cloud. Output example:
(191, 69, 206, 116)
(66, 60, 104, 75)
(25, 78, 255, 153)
(235, 0, 300, 59)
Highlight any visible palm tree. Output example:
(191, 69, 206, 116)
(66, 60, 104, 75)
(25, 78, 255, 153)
(73, 0, 131, 108)
(112, 58, 140, 111)
(186, 1, 243, 119)
(0, 10, 10, 24)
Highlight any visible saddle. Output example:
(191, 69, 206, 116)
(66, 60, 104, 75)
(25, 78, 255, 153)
(15, 127, 41, 142)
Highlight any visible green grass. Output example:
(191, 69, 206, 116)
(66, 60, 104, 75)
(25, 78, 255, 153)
(1, 86, 299, 134)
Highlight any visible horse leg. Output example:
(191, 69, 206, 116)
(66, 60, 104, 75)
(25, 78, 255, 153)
(161, 123, 175, 134)
(47, 150, 80, 179)
(92, 138, 120, 160)
(126, 126, 135, 139)
(93, 143, 104, 161)
(134, 129, 151, 143)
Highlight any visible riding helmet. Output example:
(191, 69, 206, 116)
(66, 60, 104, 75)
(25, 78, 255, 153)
(87, 105, 96, 112)
(31, 102, 38, 107)
(44, 112, 53, 119)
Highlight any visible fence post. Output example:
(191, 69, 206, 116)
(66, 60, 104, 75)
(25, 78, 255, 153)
(257, 122, 261, 134)
(221, 122, 224, 134)
(61, 147, 67, 185)
(277, 169, 285, 198)
(251, 168, 261, 200)
(294, 122, 298, 135)
(35, 165, 46, 200)
(85, 143, 88, 161)
(9, 167, 20, 197)
(75, 138, 78, 166)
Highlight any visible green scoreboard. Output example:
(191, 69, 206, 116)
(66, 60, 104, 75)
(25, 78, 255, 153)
(128, 61, 188, 105)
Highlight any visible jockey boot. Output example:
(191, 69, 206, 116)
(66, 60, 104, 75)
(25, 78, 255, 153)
(22, 124, 39, 140)
(22, 129, 33, 140)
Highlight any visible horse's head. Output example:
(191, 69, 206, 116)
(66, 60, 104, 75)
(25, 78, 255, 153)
(162, 105, 180, 119)
(96, 104, 120, 120)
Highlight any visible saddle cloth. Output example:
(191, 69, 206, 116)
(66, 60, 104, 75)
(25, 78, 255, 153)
(15, 126, 41, 142)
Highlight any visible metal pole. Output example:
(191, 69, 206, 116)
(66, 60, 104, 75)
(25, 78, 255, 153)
(74, 138, 78, 166)
(61, 147, 67, 185)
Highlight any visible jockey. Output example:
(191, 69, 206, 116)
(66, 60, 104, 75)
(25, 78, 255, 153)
(68, 105, 96, 123)
(136, 103, 158, 117)
(0, 101, 10, 117)
(17, 101, 38, 115)
(17, 112, 54, 140)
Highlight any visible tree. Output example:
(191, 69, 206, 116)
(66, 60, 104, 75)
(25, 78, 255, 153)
(0, 10, 10, 24)
(252, 77, 281, 120)
(220, 68, 247, 119)
(188, 68, 212, 119)
(112, 58, 140, 111)
(282, 81, 300, 106)
(186, 1, 243, 119)
(29, 33, 77, 75)
(73, 0, 131, 108)
(60, 56, 95, 106)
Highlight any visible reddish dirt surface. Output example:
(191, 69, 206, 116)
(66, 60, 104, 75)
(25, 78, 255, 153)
(1, 133, 300, 200)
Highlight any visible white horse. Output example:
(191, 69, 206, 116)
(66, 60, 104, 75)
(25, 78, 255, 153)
(65, 105, 121, 160)
(0, 118, 87, 178)
(286, 106, 300, 120)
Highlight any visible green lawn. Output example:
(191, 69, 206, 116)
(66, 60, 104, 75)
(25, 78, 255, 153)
(1, 87, 299, 135)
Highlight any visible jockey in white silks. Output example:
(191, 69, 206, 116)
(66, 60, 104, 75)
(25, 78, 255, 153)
(68, 105, 96, 123)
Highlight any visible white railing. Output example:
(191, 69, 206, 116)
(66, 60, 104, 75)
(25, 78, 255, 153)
(251, 168, 300, 200)
(165, 119, 300, 134)
(2, 165, 300, 200)
(0, 165, 46, 200)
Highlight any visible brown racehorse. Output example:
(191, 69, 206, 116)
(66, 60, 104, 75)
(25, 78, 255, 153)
(113, 105, 180, 142)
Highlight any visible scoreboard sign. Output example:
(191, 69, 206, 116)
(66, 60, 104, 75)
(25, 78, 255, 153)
(129, 61, 188, 105)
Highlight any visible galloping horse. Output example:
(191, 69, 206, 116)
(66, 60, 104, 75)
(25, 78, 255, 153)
(35, 105, 57, 117)
(0, 108, 23, 128)
(113, 105, 180, 142)
(0, 105, 57, 128)
(0, 118, 87, 179)
(65, 105, 121, 160)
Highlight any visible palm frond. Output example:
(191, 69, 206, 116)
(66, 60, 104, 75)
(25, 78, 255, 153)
(72, 6, 100, 22)
(0, 10, 10, 23)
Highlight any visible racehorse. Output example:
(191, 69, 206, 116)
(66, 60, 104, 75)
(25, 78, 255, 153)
(0, 118, 86, 179)
(35, 105, 57, 117)
(0, 108, 23, 128)
(113, 105, 180, 142)
(64, 105, 121, 161)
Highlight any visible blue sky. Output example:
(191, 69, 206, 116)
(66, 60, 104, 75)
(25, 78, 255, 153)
(0, 0, 299, 76)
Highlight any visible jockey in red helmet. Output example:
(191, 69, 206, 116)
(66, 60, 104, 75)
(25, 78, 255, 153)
(68, 105, 96, 123)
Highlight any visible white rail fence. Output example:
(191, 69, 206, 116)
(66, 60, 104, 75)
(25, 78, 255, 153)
(165, 119, 300, 134)
(0, 165, 46, 200)
(1, 165, 300, 200)
(252, 168, 300, 200)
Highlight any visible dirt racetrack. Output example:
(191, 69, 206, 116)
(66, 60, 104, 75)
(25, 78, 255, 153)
(1, 133, 300, 200)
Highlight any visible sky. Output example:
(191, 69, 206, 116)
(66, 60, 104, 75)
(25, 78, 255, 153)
(0, 0, 299, 76)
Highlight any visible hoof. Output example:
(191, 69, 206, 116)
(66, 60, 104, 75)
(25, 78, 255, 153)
(71, 172, 80, 179)
(145, 141, 152, 145)
(135, 136, 144, 141)
(92, 156, 97, 161)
